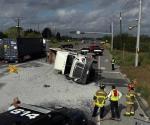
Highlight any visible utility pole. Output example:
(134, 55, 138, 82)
(17, 18, 20, 37)
(37, 23, 40, 32)
(120, 12, 125, 60)
(16, 17, 23, 38)
(135, 0, 142, 67)
(111, 22, 114, 51)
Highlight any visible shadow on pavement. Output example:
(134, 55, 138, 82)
(88, 120, 96, 125)
(104, 105, 111, 118)
(119, 104, 126, 116)
(101, 77, 127, 87)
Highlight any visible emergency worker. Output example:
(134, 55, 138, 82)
(128, 79, 137, 91)
(124, 87, 136, 116)
(108, 85, 122, 120)
(92, 84, 107, 120)
(111, 58, 115, 70)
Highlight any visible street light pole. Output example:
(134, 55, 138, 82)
(135, 0, 142, 67)
(111, 22, 114, 51)
(120, 12, 125, 60)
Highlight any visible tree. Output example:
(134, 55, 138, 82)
(56, 32, 61, 41)
(0, 32, 8, 39)
(42, 28, 52, 39)
(5, 26, 23, 39)
(24, 29, 41, 38)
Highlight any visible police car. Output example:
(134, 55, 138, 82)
(0, 104, 88, 125)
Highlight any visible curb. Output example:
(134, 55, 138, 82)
(136, 96, 150, 118)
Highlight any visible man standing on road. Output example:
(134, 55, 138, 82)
(111, 57, 115, 70)
(108, 85, 122, 120)
(124, 87, 136, 116)
(92, 84, 107, 121)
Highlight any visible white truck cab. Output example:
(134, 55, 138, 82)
(54, 50, 95, 84)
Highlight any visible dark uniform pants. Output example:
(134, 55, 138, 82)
(110, 101, 120, 118)
(92, 105, 105, 119)
(112, 64, 115, 70)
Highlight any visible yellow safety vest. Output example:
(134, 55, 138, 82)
(110, 89, 119, 101)
(111, 59, 115, 64)
(94, 90, 107, 107)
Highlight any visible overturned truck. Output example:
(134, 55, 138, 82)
(54, 50, 96, 84)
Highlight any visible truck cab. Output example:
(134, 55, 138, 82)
(54, 50, 96, 84)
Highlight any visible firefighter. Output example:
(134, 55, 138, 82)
(111, 58, 115, 70)
(124, 87, 136, 116)
(128, 79, 137, 91)
(108, 85, 122, 120)
(92, 84, 107, 120)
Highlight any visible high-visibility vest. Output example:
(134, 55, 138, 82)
(126, 90, 136, 104)
(110, 89, 119, 101)
(94, 90, 107, 107)
(111, 59, 115, 64)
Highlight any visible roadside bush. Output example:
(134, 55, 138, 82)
(136, 82, 150, 101)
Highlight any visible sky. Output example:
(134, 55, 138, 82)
(0, 0, 149, 36)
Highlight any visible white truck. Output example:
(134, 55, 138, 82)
(54, 51, 96, 84)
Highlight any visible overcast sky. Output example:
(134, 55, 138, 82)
(0, 0, 149, 36)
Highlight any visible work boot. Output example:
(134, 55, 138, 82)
(124, 112, 130, 116)
(115, 118, 121, 121)
(130, 112, 135, 116)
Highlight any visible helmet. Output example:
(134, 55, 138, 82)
(99, 84, 105, 89)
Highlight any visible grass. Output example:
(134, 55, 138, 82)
(111, 49, 150, 106)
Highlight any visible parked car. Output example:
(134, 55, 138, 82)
(93, 47, 103, 56)
(89, 45, 99, 52)
(80, 48, 90, 55)
(0, 103, 88, 125)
